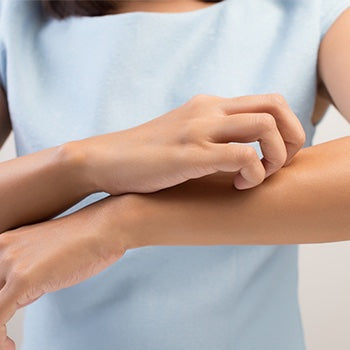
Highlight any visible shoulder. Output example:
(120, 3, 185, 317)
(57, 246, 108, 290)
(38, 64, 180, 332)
(317, 0, 350, 41)
(0, 0, 46, 91)
(254, 0, 350, 43)
(0, 0, 45, 39)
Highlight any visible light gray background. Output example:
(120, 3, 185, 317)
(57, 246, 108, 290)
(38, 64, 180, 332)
(1, 106, 350, 350)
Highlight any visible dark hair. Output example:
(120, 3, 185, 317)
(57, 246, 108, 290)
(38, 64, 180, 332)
(41, 0, 224, 19)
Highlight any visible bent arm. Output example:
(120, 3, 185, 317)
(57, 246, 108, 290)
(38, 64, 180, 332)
(100, 136, 350, 249)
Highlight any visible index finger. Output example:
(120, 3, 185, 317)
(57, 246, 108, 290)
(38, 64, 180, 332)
(218, 93, 306, 164)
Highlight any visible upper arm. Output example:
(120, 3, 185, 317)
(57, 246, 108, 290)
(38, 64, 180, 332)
(0, 85, 11, 148)
(318, 7, 350, 121)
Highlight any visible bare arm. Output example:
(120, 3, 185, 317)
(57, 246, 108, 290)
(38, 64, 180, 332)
(0, 138, 96, 233)
(0, 134, 348, 349)
(317, 8, 350, 121)
(2, 8, 349, 240)
(2, 8, 350, 349)
(94, 135, 350, 249)
(99, 8, 350, 249)
(0, 93, 305, 234)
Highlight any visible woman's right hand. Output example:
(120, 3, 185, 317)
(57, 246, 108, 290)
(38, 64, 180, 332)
(70, 93, 305, 195)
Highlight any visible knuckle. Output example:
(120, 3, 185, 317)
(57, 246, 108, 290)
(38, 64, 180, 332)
(188, 94, 214, 108)
(10, 269, 29, 289)
(258, 113, 277, 132)
(267, 93, 287, 107)
(236, 145, 258, 163)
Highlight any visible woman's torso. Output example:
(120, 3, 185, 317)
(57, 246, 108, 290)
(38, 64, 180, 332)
(0, 0, 347, 348)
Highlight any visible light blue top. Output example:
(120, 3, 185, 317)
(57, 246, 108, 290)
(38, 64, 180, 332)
(1, 0, 350, 349)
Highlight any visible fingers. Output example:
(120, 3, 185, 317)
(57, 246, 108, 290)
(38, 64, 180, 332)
(0, 283, 19, 350)
(209, 113, 287, 177)
(207, 143, 265, 190)
(218, 93, 306, 164)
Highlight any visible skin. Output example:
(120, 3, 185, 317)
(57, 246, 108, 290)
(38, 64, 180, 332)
(0, 92, 304, 235)
(0, 1, 349, 348)
(114, 136, 350, 249)
(107, 0, 221, 15)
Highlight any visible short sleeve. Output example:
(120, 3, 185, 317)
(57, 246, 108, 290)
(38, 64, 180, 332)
(320, 0, 350, 40)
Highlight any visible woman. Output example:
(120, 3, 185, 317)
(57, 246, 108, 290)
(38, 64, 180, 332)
(0, 0, 349, 349)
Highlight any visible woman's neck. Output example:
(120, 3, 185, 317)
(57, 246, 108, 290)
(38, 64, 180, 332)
(107, 0, 216, 15)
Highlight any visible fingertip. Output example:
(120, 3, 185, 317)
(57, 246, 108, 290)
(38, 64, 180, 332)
(234, 184, 251, 191)
(263, 169, 273, 179)
(233, 174, 254, 190)
(260, 158, 279, 179)
(283, 156, 294, 167)
(285, 145, 302, 167)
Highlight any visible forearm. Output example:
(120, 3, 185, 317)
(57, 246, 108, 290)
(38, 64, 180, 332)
(0, 92, 308, 234)
(104, 136, 350, 248)
(0, 143, 94, 233)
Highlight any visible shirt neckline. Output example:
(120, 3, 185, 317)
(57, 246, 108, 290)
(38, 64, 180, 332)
(71, 0, 227, 22)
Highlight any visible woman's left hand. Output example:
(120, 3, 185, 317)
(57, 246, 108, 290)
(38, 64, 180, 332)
(0, 196, 128, 350)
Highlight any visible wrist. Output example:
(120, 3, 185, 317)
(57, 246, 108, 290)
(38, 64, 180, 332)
(99, 194, 154, 252)
(54, 141, 98, 196)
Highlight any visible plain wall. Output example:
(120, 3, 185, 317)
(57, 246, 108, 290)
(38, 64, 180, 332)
(1, 105, 350, 350)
